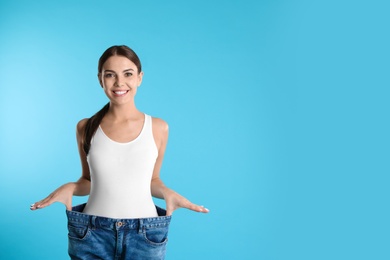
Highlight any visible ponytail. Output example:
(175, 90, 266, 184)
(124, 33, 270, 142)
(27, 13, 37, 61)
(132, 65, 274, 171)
(83, 102, 110, 155)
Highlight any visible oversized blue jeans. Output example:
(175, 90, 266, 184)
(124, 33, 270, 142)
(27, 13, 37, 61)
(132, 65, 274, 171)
(66, 203, 171, 260)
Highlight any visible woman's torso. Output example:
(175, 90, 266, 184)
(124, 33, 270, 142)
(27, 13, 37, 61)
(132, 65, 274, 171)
(83, 113, 159, 218)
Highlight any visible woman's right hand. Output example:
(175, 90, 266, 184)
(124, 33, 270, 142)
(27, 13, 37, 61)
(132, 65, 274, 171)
(30, 182, 76, 211)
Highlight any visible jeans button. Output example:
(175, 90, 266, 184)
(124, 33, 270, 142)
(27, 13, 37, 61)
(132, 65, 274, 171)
(117, 222, 123, 227)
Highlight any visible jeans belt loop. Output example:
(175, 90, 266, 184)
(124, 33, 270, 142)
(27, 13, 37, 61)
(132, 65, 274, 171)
(138, 219, 143, 234)
(90, 216, 97, 229)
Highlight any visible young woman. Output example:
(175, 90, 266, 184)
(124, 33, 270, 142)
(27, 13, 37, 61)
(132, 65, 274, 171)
(31, 45, 209, 259)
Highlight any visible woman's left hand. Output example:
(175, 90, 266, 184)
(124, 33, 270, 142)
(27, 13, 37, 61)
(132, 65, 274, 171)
(163, 189, 209, 216)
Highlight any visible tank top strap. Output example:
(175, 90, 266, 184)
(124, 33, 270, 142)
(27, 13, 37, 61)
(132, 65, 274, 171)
(143, 114, 153, 136)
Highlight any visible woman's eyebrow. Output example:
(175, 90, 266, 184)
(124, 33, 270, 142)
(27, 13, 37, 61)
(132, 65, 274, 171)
(104, 69, 134, 73)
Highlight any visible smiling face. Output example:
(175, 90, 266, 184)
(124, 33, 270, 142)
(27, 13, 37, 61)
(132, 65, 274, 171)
(98, 55, 143, 105)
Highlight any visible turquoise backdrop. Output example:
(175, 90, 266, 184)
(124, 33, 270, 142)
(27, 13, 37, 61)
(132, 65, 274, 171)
(0, 0, 389, 259)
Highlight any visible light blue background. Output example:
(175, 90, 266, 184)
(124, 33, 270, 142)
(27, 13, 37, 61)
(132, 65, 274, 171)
(0, 0, 389, 259)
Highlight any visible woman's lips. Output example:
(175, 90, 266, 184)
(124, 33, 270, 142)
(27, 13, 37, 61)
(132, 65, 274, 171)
(113, 90, 129, 96)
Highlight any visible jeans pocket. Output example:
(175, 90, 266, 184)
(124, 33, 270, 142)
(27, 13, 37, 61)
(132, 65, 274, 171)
(143, 226, 169, 245)
(68, 221, 90, 241)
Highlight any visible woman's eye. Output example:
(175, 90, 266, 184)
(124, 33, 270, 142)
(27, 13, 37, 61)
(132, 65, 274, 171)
(125, 72, 133, 77)
(104, 73, 115, 78)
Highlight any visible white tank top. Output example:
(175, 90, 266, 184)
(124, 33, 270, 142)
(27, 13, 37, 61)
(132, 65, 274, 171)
(83, 114, 159, 219)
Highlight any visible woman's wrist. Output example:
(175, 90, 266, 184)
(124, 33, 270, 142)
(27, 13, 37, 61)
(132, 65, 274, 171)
(65, 182, 79, 196)
(161, 187, 173, 199)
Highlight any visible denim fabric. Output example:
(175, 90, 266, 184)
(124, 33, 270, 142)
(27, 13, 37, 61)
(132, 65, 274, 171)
(66, 203, 171, 260)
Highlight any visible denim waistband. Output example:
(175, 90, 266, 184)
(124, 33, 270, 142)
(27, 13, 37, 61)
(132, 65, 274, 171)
(66, 203, 171, 230)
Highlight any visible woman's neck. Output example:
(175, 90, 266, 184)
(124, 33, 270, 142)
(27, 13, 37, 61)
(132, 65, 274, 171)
(106, 102, 142, 122)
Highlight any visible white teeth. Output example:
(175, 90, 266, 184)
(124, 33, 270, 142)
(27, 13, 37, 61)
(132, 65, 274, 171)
(114, 91, 127, 95)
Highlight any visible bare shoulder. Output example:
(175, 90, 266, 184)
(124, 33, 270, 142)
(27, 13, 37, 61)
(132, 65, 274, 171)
(151, 117, 169, 145)
(76, 118, 89, 136)
(152, 117, 169, 133)
(151, 117, 168, 151)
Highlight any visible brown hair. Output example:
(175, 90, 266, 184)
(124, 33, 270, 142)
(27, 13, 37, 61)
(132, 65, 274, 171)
(83, 45, 142, 155)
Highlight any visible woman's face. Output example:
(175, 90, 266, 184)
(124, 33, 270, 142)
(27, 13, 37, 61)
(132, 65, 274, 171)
(98, 55, 143, 105)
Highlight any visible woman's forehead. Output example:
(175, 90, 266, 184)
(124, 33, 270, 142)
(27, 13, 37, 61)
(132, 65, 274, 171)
(102, 55, 137, 71)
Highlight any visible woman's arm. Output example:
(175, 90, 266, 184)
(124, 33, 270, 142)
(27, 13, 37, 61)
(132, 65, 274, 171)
(151, 117, 209, 216)
(30, 119, 91, 211)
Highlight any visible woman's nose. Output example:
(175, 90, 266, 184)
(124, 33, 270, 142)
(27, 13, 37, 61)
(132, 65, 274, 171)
(115, 76, 125, 86)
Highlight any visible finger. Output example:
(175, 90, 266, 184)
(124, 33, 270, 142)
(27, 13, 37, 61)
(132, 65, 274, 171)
(30, 200, 45, 210)
(185, 202, 209, 213)
(65, 199, 73, 211)
(166, 205, 175, 216)
(37, 199, 53, 209)
(30, 202, 45, 210)
(30, 196, 54, 210)
(199, 205, 210, 213)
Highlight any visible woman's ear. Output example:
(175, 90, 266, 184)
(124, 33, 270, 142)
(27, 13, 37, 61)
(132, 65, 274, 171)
(98, 73, 103, 88)
(138, 71, 144, 87)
